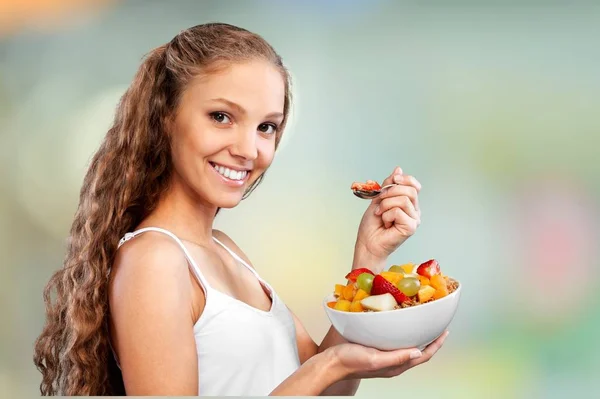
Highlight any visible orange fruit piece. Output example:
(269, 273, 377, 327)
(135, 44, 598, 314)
(417, 285, 436, 303)
(430, 274, 446, 291)
(327, 301, 337, 308)
(334, 284, 345, 297)
(334, 299, 352, 311)
(401, 263, 415, 274)
(418, 275, 430, 286)
(380, 271, 403, 285)
(354, 288, 369, 302)
(342, 284, 357, 301)
(349, 300, 365, 312)
(433, 285, 449, 300)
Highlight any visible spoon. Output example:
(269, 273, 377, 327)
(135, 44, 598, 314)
(352, 183, 396, 199)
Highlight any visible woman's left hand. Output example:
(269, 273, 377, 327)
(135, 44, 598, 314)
(352, 166, 422, 273)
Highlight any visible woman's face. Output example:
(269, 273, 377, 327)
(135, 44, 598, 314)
(169, 59, 285, 209)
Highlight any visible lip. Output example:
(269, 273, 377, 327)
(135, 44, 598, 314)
(209, 162, 250, 187)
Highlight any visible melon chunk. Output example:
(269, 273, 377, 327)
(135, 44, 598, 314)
(360, 293, 398, 311)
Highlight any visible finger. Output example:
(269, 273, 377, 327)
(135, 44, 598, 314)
(371, 167, 403, 207)
(408, 331, 449, 367)
(379, 166, 403, 191)
(377, 196, 419, 221)
(380, 204, 420, 229)
(368, 346, 422, 371)
(377, 185, 419, 212)
(393, 174, 422, 192)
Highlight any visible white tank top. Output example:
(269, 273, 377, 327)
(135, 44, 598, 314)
(114, 227, 301, 396)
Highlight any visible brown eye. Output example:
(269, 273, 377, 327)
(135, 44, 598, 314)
(258, 123, 277, 135)
(210, 112, 231, 124)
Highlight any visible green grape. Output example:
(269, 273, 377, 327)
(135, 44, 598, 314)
(388, 265, 406, 274)
(356, 273, 374, 294)
(397, 277, 420, 297)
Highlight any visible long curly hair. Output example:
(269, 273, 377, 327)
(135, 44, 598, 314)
(33, 23, 292, 395)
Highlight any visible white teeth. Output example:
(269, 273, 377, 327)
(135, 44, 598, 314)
(212, 163, 247, 181)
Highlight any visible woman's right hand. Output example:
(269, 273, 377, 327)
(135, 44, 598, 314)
(330, 331, 450, 380)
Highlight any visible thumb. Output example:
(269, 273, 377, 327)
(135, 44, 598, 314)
(381, 166, 402, 187)
(370, 347, 422, 370)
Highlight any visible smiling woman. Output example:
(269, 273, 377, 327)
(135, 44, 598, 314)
(167, 61, 285, 209)
(33, 22, 446, 396)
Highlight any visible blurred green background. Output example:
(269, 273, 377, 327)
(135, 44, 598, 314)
(1, 0, 599, 397)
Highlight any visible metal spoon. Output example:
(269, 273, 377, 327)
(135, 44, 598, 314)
(352, 184, 396, 199)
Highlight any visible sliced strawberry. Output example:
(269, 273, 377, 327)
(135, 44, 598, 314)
(351, 180, 381, 192)
(416, 259, 440, 279)
(351, 181, 363, 190)
(371, 275, 409, 304)
(345, 267, 374, 282)
(364, 180, 381, 191)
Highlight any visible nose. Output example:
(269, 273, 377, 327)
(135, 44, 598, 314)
(230, 126, 258, 161)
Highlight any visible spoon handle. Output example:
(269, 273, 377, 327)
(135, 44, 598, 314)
(379, 183, 396, 192)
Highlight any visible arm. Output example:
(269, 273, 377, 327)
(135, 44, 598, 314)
(288, 309, 363, 395)
(108, 234, 200, 395)
(269, 348, 346, 395)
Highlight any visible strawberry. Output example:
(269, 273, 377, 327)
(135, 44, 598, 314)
(364, 180, 381, 191)
(416, 259, 441, 279)
(345, 267, 374, 282)
(351, 180, 381, 192)
(371, 274, 409, 304)
(351, 181, 363, 190)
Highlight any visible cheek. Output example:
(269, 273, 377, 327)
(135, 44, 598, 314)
(169, 131, 207, 181)
(256, 140, 276, 169)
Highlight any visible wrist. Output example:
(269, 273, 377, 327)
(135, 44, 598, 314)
(321, 347, 350, 382)
(352, 242, 386, 273)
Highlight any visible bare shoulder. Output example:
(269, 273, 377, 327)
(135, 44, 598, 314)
(110, 231, 192, 301)
(212, 229, 254, 269)
(108, 231, 199, 395)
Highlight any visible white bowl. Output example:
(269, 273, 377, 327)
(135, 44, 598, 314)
(323, 283, 462, 350)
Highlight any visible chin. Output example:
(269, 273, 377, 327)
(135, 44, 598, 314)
(212, 193, 245, 209)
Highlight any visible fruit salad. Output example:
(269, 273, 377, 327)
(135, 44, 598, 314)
(350, 180, 381, 192)
(327, 260, 459, 312)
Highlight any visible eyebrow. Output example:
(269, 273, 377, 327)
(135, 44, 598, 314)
(209, 97, 284, 120)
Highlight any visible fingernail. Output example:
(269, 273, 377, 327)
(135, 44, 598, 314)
(393, 174, 403, 183)
(445, 331, 450, 337)
(395, 166, 402, 174)
(410, 350, 422, 359)
(375, 206, 380, 215)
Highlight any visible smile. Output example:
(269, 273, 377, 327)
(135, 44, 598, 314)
(209, 162, 249, 181)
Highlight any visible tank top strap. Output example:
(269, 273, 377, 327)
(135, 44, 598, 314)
(211, 236, 264, 282)
(117, 227, 212, 292)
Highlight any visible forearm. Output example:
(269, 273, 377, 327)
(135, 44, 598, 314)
(352, 241, 386, 273)
(303, 243, 387, 395)
(317, 243, 387, 395)
(269, 349, 344, 396)
(317, 327, 360, 396)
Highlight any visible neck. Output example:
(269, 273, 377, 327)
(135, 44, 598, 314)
(141, 172, 217, 245)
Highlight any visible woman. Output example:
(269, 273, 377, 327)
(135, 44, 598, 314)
(33, 23, 448, 396)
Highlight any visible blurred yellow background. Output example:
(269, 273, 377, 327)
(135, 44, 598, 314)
(1, 1, 599, 397)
